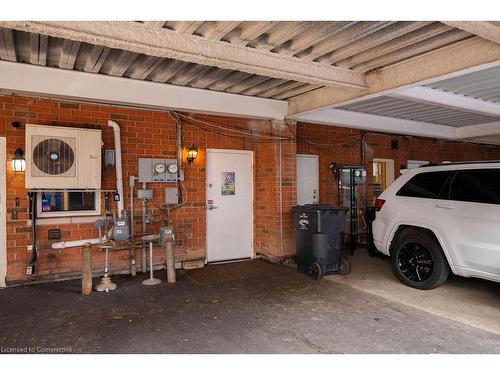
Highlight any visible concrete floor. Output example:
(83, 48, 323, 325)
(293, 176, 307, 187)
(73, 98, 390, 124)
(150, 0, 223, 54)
(326, 251, 500, 335)
(0, 258, 499, 354)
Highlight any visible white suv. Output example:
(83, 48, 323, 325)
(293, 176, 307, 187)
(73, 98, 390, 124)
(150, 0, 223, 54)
(373, 161, 500, 289)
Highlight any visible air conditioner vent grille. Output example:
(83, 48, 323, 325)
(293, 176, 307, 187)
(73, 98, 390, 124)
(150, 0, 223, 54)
(32, 137, 75, 176)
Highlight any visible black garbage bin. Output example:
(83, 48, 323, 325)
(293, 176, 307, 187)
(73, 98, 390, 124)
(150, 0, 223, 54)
(292, 204, 349, 279)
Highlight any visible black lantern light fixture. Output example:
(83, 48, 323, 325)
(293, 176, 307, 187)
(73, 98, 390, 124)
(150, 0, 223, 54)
(186, 143, 198, 164)
(12, 148, 26, 172)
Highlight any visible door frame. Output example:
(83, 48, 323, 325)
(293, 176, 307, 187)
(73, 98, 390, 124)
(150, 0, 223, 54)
(373, 158, 395, 188)
(0, 137, 7, 287)
(296, 154, 319, 204)
(205, 148, 254, 263)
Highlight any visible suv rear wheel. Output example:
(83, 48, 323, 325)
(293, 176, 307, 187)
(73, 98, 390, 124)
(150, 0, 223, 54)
(390, 228, 450, 290)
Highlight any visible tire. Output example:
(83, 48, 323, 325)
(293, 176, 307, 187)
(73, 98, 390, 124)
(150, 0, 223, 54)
(310, 262, 323, 280)
(339, 258, 350, 275)
(390, 228, 450, 290)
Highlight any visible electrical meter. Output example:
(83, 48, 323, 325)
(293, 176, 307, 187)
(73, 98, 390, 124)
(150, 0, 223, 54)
(112, 218, 130, 241)
(154, 163, 166, 174)
(167, 163, 178, 174)
(138, 158, 178, 183)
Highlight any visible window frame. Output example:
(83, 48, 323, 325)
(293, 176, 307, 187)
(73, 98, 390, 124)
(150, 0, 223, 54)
(36, 190, 101, 218)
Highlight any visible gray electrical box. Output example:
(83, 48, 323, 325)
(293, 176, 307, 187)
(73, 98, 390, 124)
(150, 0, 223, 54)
(165, 187, 179, 205)
(138, 158, 178, 183)
(137, 188, 153, 200)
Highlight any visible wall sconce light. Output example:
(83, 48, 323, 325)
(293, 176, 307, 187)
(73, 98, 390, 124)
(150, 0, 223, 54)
(12, 148, 26, 172)
(186, 143, 198, 164)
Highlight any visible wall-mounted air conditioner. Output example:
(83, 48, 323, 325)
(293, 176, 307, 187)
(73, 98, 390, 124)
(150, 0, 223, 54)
(25, 124, 102, 189)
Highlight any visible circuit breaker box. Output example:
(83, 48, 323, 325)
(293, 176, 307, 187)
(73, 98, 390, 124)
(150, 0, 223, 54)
(138, 158, 178, 183)
(165, 187, 179, 205)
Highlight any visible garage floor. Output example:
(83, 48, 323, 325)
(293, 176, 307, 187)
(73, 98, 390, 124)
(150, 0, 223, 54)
(326, 251, 500, 335)
(0, 258, 499, 354)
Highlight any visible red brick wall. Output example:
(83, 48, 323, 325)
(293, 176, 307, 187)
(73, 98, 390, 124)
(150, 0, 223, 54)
(0, 95, 295, 283)
(297, 122, 500, 206)
(254, 121, 296, 259)
(4, 96, 500, 284)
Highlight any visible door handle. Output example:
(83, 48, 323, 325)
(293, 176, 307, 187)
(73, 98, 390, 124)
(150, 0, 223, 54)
(208, 206, 218, 211)
(435, 204, 454, 209)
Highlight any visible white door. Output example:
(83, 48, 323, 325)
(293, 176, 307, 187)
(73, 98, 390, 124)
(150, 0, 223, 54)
(297, 154, 319, 205)
(206, 149, 253, 263)
(0, 137, 7, 287)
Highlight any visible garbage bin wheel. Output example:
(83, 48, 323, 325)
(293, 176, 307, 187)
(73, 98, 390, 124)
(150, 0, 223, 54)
(340, 258, 350, 275)
(310, 262, 323, 280)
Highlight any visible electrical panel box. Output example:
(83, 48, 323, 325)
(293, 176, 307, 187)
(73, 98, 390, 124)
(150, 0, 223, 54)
(138, 158, 178, 183)
(137, 188, 153, 200)
(165, 187, 179, 205)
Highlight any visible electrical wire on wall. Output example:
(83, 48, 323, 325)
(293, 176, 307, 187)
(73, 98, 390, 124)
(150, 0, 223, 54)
(170, 111, 367, 149)
(28, 192, 37, 275)
(169, 111, 293, 144)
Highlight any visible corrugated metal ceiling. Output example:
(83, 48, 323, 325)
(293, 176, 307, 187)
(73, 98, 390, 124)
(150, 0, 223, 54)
(0, 21, 473, 101)
(339, 96, 500, 127)
(425, 65, 500, 104)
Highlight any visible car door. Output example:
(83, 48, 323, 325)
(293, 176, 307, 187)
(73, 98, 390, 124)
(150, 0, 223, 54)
(436, 168, 500, 277)
(393, 170, 454, 239)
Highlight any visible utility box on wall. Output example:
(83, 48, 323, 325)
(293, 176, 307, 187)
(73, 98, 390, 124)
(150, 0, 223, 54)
(165, 187, 179, 205)
(25, 124, 102, 189)
(138, 158, 178, 183)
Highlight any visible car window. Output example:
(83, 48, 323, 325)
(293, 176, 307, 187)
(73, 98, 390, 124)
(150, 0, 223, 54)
(449, 169, 500, 205)
(396, 171, 452, 199)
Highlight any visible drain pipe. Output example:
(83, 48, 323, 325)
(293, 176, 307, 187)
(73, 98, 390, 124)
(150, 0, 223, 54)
(108, 120, 125, 219)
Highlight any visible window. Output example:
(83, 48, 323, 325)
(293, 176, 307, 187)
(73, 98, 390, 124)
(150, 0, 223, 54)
(449, 169, 500, 205)
(397, 171, 452, 199)
(37, 191, 100, 217)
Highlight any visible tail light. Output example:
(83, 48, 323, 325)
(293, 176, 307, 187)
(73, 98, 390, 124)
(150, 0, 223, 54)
(375, 198, 386, 212)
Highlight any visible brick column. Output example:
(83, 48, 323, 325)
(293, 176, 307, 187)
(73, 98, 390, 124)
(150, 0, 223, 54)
(254, 120, 296, 260)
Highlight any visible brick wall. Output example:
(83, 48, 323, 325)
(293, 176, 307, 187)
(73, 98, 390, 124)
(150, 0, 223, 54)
(254, 121, 296, 260)
(297, 122, 500, 206)
(3, 96, 500, 285)
(0, 95, 296, 284)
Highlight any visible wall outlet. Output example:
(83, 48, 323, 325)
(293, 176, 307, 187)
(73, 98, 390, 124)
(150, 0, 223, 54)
(186, 232, 193, 239)
(26, 265, 34, 275)
(27, 245, 33, 252)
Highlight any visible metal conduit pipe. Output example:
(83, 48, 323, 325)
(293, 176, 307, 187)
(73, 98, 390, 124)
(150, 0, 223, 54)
(141, 182, 147, 273)
(129, 175, 138, 275)
(129, 175, 137, 238)
(176, 113, 183, 173)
